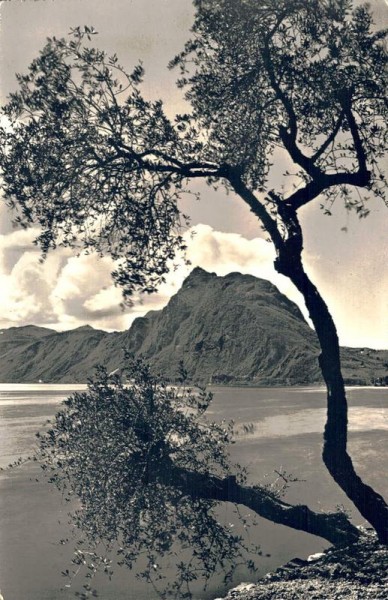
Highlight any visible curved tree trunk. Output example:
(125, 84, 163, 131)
(275, 252, 388, 544)
(152, 458, 360, 545)
(227, 174, 387, 544)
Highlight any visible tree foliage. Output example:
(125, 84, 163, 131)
(1, 3, 385, 299)
(0, 26, 193, 300)
(37, 358, 360, 598)
(37, 359, 258, 598)
(174, 0, 387, 203)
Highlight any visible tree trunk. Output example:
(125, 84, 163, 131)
(275, 253, 388, 544)
(226, 174, 387, 543)
(152, 458, 360, 545)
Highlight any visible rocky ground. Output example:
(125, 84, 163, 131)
(215, 530, 388, 599)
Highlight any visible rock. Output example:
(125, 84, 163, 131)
(230, 582, 256, 593)
(216, 532, 388, 600)
(284, 557, 309, 568)
(307, 552, 326, 562)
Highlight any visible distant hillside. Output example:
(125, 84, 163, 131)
(0, 268, 387, 385)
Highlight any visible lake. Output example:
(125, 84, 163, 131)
(0, 384, 387, 599)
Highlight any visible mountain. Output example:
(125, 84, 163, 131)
(0, 268, 387, 385)
(118, 268, 321, 384)
(0, 324, 55, 355)
(0, 325, 108, 383)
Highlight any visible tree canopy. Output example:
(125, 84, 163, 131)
(174, 0, 386, 199)
(1, 2, 386, 296)
(38, 360, 256, 598)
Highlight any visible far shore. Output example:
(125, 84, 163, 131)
(0, 381, 386, 389)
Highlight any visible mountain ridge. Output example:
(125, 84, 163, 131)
(0, 269, 387, 385)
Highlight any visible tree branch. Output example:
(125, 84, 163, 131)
(310, 110, 345, 164)
(278, 126, 321, 178)
(109, 138, 221, 178)
(261, 35, 321, 179)
(343, 104, 368, 175)
(287, 170, 371, 211)
(154, 459, 360, 546)
(224, 168, 285, 252)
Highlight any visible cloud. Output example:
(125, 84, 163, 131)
(50, 254, 126, 329)
(0, 222, 294, 332)
(0, 231, 129, 330)
(0, 256, 59, 325)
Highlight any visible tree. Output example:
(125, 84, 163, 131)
(0, 0, 387, 582)
(36, 359, 355, 597)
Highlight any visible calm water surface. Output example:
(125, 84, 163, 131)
(0, 384, 387, 599)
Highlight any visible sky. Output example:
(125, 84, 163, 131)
(0, 0, 387, 348)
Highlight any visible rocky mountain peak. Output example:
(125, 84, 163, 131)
(182, 266, 217, 287)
